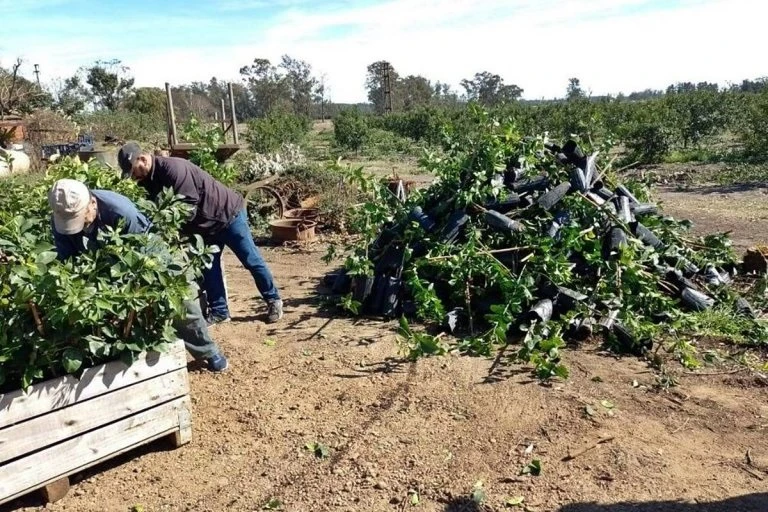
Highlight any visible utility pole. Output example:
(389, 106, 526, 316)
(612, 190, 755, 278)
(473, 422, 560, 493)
(379, 62, 393, 115)
(33, 64, 41, 87)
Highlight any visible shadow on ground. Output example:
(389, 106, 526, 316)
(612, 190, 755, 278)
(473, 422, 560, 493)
(0, 436, 177, 512)
(556, 493, 768, 512)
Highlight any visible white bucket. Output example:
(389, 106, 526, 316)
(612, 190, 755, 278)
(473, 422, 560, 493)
(0, 149, 31, 177)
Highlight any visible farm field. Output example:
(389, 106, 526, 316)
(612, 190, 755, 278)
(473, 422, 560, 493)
(3, 161, 768, 512)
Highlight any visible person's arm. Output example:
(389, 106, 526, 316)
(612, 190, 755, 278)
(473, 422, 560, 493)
(50, 218, 77, 261)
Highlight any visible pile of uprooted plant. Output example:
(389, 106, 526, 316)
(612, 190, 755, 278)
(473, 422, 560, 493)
(324, 111, 767, 379)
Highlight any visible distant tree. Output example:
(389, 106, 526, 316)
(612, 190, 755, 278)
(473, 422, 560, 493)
(49, 75, 88, 116)
(399, 75, 433, 110)
(0, 58, 51, 116)
(84, 59, 135, 111)
(460, 71, 523, 106)
(124, 87, 166, 116)
(566, 77, 585, 100)
(240, 58, 291, 117)
(279, 55, 317, 117)
(313, 73, 329, 120)
(737, 78, 768, 94)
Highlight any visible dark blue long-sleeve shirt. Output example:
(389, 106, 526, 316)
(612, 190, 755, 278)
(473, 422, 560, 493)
(52, 189, 151, 260)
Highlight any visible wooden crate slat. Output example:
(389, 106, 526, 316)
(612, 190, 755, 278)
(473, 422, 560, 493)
(0, 342, 187, 428)
(0, 395, 190, 504)
(0, 369, 189, 464)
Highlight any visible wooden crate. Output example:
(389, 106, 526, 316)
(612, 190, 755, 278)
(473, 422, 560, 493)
(0, 340, 191, 506)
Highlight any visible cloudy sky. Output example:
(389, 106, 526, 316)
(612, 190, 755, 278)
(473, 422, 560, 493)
(1, 0, 765, 102)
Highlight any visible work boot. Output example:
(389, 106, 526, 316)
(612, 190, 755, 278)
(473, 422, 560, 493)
(206, 314, 231, 327)
(266, 299, 283, 323)
(206, 354, 229, 373)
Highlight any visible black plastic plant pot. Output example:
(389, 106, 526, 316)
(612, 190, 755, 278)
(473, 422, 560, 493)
(562, 140, 587, 169)
(633, 223, 664, 249)
(351, 275, 375, 304)
(380, 277, 402, 318)
(512, 175, 549, 194)
(666, 268, 698, 292)
(323, 272, 340, 286)
(615, 196, 634, 224)
(584, 153, 598, 186)
(615, 185, 640, 205)
(401, 299, 417, 317)
(331, 270, 352, 294)
(538, 182, 572, 211)
(606, 226, 628, 255)
(485, 210, 524, 233)
(554, 286, 588, 312)
(486, 193, 522, 213)
(494, 250, 518, 270)
(569, 167, 588, 192)
(410, 240, 428, 258)
(735, 296, 756, 319)
(594, 187, 614, 201)
(527, 299, 554, 323)
(612, 322, 652, 356)
(408, 206, 437, 232)
(680, 287, 715, 312)
(703, 264, 732, 287)
(546, 220, 562, 239)
(439, 211, 470, 244)
(573, 317, 594, 341)
(374, 245, 405, 274)
(586, 192, 607, 206)
(599, 310, 618, 331)
(630, 203, 659, 216)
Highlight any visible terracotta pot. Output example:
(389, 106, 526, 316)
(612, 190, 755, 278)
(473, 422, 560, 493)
(284, 208, 320, 221)
(269, 219, 317, 242)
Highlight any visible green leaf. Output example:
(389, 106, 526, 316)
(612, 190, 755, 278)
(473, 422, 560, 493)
(264, 339, 277, 347)
(520, 459, 542, 476)
(506, 496, 525, 507)
(471, 481, 486, 504)
(600, 400, 615, 410)
(62, 348, 84, 373)
(305, 442, 330, 459)
(35, 251, 58, 266)
(262, 498, 283, 510)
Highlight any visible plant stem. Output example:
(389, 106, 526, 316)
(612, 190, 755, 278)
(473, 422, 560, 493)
(28, 301, 44, 335)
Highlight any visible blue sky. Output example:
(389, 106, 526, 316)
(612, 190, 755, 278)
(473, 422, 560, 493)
(2, 0, 765, 102)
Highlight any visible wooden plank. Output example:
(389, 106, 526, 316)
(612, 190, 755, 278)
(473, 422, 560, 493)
(0, 369, 189, 463)
(0, 396, 191, 505)
(165, 82, 178, 146)
(228, 82, 239, 144)
(0, 342, 186, 429)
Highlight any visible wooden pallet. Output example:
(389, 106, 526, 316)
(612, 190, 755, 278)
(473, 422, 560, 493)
(0, 340, 191, 506)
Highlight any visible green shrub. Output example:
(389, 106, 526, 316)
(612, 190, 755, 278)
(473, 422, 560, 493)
(181, 117, 237, 185)
(622, 122, 673, 164)
(75, 111, 166, 147)
(333, 108, 369, 151)
(736, 90, 768, 161)
(247, 111, 311, 154)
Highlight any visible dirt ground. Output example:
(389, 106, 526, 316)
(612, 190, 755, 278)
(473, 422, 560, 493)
(5, 182, 768, 512)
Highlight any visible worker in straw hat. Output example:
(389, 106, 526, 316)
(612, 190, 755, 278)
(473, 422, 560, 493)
(48, 177, 230, 372)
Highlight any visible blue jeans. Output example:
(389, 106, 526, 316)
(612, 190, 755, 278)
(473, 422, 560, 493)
(177, 280, 222, 360)
(202, 208, 280, 318)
